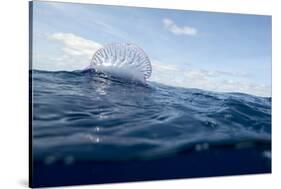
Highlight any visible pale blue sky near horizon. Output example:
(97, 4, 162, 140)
(32, 1, 272, 97)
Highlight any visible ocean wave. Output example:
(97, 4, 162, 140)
(31, 69, 271, 162)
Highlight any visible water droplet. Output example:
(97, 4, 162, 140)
(224, 114, 232, 119)
(262, 151, 271, 159)
(84, 134, 94, 142)
(195, 144, 202, 151)
(44, 155, 56, 165)
(235, 142, 254, 149)
(205, 120, 217, 128)
(195, 143, 209, 151)
(202, 143, 209, 150)
(64, 156, 75, 165)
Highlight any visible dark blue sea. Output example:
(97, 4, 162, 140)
(30, 69, 271, 187)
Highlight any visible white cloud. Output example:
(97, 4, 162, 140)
(163, 18, 198, 36)
(34, 32, 270, 96)
(34, 33, 102, 71)
(49, 33, 102, 58)
(150, 60, 270, 97)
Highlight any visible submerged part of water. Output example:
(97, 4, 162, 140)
(32, 69, 271, 162)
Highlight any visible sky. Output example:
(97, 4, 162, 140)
(32, 1, 272, 97)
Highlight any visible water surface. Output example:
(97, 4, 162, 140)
(32, 69, 271, 163)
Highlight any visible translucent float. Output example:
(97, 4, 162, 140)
(90, 43, 152, 83)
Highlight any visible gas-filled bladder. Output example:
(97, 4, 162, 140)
(90, 43, 152, 83)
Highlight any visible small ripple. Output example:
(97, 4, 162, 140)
(32, 70, 271, 161)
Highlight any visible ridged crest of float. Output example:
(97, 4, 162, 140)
(90, 43, 152, 82)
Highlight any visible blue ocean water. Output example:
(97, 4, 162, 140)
(32, 69, 271, 163)
(31, 69, 271, 187)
